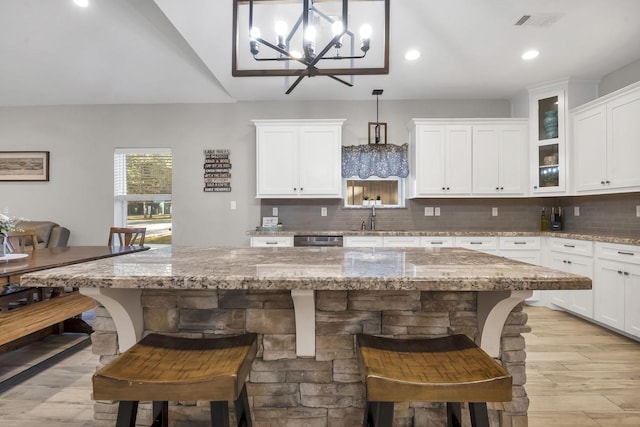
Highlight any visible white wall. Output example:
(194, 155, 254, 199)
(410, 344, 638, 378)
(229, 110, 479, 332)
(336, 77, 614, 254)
(0, 99, 509, 246)
(599, 58, 640, 96)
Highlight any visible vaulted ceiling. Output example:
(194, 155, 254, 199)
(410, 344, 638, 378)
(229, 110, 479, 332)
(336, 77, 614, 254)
(1, 0, 639, 106)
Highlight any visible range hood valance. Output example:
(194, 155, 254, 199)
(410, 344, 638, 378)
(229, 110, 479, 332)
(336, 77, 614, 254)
(341, 143, 409, 179)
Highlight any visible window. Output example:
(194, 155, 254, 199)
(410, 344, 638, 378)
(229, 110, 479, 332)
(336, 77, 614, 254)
(114, 149, 172, 245)
(344, 177, 405, 208)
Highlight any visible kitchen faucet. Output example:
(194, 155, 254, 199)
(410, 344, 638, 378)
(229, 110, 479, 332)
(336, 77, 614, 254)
(370, 205, 376, 231)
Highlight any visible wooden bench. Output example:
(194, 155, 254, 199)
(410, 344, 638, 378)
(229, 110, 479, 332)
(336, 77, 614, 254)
(0, 291, 96, 353)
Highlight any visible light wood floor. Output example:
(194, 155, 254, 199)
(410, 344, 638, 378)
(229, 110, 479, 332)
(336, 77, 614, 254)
(525, 306, 640, 427)
(0, 306, 638, 426)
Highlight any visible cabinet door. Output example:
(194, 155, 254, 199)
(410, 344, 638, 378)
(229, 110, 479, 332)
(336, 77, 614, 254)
(573, 105, 607, 192)
(414, 125, 447, 195)
(473, 125, 527, 195)
(298, 125, 342, 197)
(625, 264, 640, 338)
(607, 90, 640, 190)
(566, 255, 594, 318)
(594, 259, 626, 330)
(472, 126, 500, 194)
(446, 126, 472, 194)
(499, 125, 527, 194)
(256, 127, 298, 196)
(547, 253, 571, 309)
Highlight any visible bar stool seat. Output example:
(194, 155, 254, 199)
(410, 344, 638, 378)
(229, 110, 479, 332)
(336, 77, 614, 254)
(93, 332, 257, 427)
(356, 334, 512, 427)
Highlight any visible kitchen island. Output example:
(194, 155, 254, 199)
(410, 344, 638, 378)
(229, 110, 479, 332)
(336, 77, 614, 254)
(22, 246, 591, 427)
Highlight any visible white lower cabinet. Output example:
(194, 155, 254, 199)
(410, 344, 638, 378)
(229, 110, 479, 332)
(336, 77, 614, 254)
(420, 236, 455, 248)
(545, 238, 594, 318)
(383, 236, 421, 247)
(344, 236, 383, 248)
(250, 236, 294, 247)
(454, 236, 498, 254)
(594, 242, 640, 338)
(499, 236, 541, 265)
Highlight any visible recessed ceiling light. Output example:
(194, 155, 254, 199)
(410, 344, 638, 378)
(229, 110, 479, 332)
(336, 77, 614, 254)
(405, 50, 420, 61)
(73, 0, 89, 7)
(521, 50, 539, 60)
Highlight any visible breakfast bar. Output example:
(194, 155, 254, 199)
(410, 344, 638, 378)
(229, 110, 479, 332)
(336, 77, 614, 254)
(21, 246, 591, 426)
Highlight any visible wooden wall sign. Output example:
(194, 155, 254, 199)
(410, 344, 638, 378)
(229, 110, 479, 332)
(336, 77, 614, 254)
(203, 149, 231, 192)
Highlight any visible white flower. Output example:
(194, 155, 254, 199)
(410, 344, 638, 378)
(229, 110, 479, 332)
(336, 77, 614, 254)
(0, 212, 20, 235)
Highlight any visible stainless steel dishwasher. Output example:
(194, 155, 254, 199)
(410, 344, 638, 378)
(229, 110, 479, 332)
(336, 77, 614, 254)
(293, 235, 343, 247)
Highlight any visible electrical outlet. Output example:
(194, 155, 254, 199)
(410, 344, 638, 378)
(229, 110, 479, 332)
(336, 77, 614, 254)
(636, 205, 640, 217)
(574, 206, 580, 216)
(321, 207, 327, 217)
(492, 207, 498, 217)
(434, 207, 441, 216)
(230, 201, 237, 210)
(424, 207, 434, 216)
(272, 207, 278, 216)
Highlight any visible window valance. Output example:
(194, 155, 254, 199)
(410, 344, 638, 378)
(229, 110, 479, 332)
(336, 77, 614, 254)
(341, 143, 409, 179)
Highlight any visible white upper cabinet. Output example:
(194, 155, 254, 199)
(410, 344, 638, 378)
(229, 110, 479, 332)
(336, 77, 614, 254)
(472, 122, 528, 195)
(410, 122, 472, 197)
(529, 86, 567, 194)
(410, 119, 527, 198)
(254, 119, 345, 198)
(572, 82, 640, 194)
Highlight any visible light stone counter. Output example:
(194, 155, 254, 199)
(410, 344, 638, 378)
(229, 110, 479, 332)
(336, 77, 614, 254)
(22, 246, 591, 427)
(248, 230, 640, 245)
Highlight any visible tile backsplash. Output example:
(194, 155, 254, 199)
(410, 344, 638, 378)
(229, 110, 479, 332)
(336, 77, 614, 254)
(260, 192, 640, 238)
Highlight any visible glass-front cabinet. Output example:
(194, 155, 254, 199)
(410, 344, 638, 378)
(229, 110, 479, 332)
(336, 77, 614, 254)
(529, 85, 566, 193)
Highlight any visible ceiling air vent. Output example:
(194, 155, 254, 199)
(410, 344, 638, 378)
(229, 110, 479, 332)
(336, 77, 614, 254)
(514, 13, 563, 27)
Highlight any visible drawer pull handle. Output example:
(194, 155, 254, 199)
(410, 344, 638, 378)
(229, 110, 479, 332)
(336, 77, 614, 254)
(624, 272, 630, 276)
(470, 242, 482, 245)
(431, 242, 443, 245)
(514, 242, 527, 245)
(563, 244, 575, 248)
(618, 251, 634, 256)
(266, 241, 278, 245)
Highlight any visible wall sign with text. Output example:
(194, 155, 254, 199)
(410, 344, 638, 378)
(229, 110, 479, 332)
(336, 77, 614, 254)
(203, 149, 231, 192)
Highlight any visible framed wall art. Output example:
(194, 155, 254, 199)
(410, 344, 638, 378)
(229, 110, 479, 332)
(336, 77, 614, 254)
(0, 151, 50, 182)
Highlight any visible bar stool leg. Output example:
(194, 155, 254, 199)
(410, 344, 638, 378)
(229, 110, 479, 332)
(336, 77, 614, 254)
(151, 401, 168, 427)
(363, 402, 394, 427)
(446, 402, 462, 427)
(234, 384, 253, 427)
(468, 402, 490, 427)
(115, 401, 138, 427)
(210, 401, 231, 427)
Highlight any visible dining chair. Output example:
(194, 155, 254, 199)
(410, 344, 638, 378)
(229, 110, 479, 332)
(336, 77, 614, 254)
(107, 227, 147, 247)
(4, 229, 40, 253)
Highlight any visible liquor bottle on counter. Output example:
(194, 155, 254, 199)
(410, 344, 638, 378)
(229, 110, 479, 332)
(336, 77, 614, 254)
(540, 208, 549, 231)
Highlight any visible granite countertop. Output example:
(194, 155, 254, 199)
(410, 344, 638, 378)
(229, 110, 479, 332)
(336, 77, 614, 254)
(247, 230, 640, 246)
(21, 246, 591, 292)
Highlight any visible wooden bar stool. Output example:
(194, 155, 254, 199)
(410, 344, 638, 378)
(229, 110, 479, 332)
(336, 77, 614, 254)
(356, 334, 512, 427)
(93, 333, 257, 427)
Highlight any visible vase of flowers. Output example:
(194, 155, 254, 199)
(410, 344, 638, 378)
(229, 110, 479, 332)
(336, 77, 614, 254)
(1, 212, 19, 257)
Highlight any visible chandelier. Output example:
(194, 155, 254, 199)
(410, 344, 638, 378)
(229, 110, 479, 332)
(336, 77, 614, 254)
(232, 0, 390, 94)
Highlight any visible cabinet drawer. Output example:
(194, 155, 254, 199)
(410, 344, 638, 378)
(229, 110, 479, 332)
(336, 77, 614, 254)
(344, 236, 384, 248)
(455, 236, 498, 251)
(383, 236, 421, 247)
(499, 236, 541, 250)
(548, 237, 593, 256)
(250, 236, 294, 247)
(420, 236, 455, 247)
(596, 242, 640, 265)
